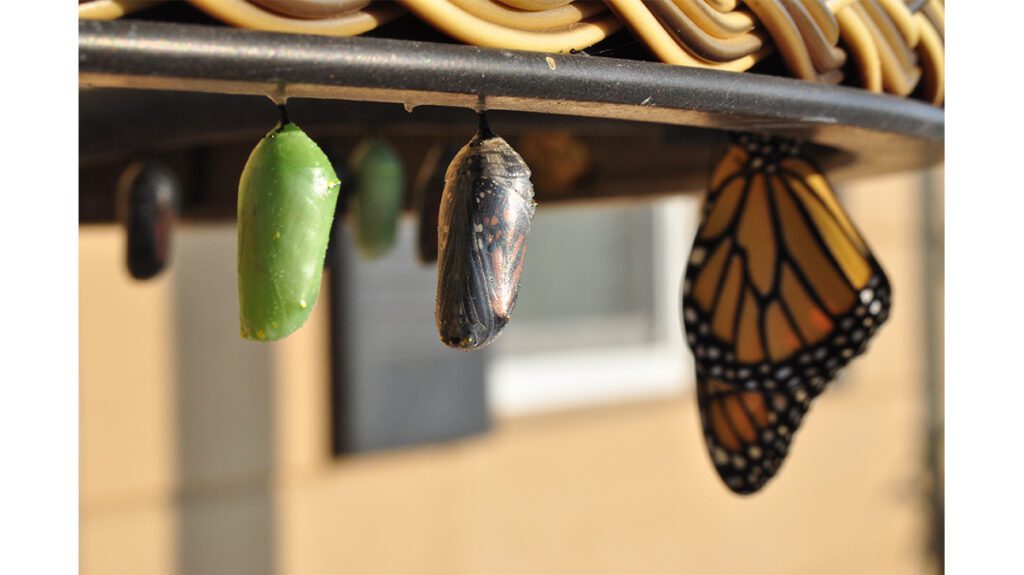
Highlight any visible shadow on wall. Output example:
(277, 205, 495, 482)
(175, 228, 275, 574)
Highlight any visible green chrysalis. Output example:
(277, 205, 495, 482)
(237, 107, 341, 341)
(348, 136, 405, 259)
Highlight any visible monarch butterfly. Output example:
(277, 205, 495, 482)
(436, 113, 536, 350)
(348, 135, 405, 260)
(682, 132, 891, 494)
(237, 105, 341, 341)
(117, 158, 180, 280)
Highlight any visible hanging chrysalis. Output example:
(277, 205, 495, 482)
(348, 136, 405, 260)
(116, 158, 180, 280)
(413, 142, 458, 264)
(682, 132, 891, 494)
(237, 104, 341, 341)
(436, 113, 536, 350)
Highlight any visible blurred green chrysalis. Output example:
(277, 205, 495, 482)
(348, 136, 405, 259)
(237, 105, 341, 341)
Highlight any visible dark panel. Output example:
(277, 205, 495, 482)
(329, 221, 490, 454)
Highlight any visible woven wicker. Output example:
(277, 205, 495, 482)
(78, 0, 944, 105)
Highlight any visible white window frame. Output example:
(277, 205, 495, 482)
(487, 196, 700, 417)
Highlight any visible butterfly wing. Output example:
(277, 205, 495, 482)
(683, 133, 891, 494)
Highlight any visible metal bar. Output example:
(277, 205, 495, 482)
(79, 19, 943, 173)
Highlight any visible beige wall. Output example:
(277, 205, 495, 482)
(80, 169, 940, 575)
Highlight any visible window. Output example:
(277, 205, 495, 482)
(488, 196, 701, 416)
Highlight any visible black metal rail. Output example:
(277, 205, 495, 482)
(79, 19, 943, 173)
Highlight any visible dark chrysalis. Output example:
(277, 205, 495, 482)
(436, 113, 536, 350)
(116, 158, 181, 280)
(682, 132, 891, 494)
(413, 142, 459, 264)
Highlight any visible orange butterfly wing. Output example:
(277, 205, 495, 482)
(683, 133, 891, 494)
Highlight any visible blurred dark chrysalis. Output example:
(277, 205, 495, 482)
(117, 159, 181, 280)
(414, 142, 459, 264)
(435, 113, 536, 351)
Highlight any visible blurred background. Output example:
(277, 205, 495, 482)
(80, 113, 943, 574)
